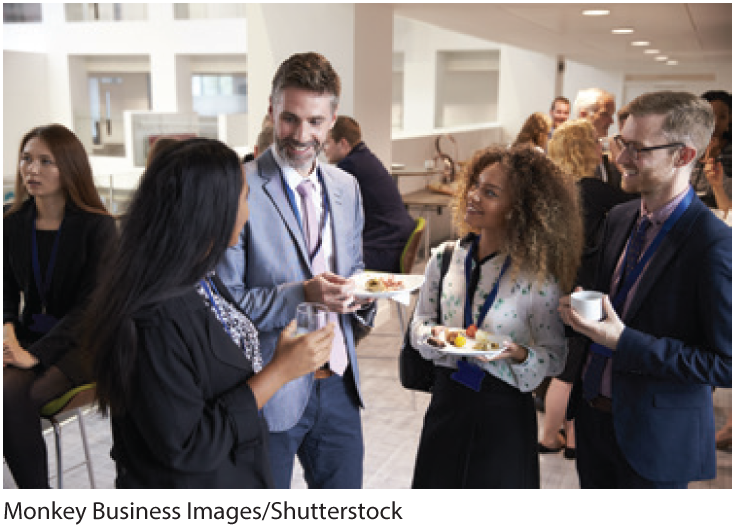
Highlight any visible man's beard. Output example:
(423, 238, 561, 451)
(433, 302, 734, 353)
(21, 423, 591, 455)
(276, 137, 323, 171)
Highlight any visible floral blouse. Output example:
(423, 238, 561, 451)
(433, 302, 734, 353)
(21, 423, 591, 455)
(197, 274, 263, 373)
(410, 239, 568, 392)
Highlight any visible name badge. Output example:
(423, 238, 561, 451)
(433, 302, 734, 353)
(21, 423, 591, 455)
(451, 359, 486, 392)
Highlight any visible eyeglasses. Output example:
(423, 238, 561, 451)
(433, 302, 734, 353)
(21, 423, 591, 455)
(613, 135, 685, 160)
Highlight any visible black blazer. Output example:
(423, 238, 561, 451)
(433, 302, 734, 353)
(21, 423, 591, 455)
(3, 199, 117, 383)
(338, 142, 415, 251)
(111, 276, 273, 489)
(569, 195, 731, 482)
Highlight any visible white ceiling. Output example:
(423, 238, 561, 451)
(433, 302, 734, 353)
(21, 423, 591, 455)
(393, 3, 732, 76)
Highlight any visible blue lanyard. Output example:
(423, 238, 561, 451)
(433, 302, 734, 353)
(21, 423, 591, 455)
(463, 237, 512, 329)
(31, 206, 65, 314)
(612, 186, 694, 310)
(199, 277, 233, 340)
(282, 168, 331, 261)
(591, 187, 695, 359)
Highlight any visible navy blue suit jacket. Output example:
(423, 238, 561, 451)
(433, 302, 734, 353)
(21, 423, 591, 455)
(570, 193, 731, 483)
(338, 143, 415, 255)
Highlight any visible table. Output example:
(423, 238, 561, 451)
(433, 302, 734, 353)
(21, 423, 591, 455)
(402, 189, 453, 261)
(390, 167, 444, 186)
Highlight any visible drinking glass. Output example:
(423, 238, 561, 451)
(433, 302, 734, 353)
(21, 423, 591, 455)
(295, 302, 328, 336)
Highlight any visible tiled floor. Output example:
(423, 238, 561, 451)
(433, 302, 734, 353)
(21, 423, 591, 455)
(4, 262, 732, 489)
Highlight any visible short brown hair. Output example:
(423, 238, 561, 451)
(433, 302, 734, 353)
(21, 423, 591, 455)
(627, 91, 714, 157)
(271, 52, 341, 110)
(453, 144, 583, 292)
(330, 116, 362, 147)
(550, 96, 570, 112)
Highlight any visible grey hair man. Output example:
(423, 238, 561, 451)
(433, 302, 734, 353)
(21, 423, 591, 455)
(574, 88, 616, 139)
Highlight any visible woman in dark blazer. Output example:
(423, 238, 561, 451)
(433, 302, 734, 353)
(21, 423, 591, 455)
(3, 124, 116, 488)
(86, 138, 333, 488)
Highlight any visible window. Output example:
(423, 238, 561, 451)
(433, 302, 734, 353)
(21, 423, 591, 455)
(192, 74, 248, 116)
(3, 4, 42, 23)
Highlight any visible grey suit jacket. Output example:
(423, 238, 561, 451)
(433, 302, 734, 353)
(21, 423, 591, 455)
(216, 149, 371, 432)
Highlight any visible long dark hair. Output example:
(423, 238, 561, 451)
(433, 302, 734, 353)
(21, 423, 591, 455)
(87, 138, 244, 416)
(5, 124, 108, 217)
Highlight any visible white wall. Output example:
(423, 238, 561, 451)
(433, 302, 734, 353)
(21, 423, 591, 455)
(497, 44, 558, 145)
(3, 51, 51, 178)
(564, 59, 624, 118)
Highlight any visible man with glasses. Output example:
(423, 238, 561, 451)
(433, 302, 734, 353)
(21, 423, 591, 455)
(559, 91, 732, 488)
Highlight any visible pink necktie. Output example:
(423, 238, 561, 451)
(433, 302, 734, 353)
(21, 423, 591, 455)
(296, 180, 348, 376)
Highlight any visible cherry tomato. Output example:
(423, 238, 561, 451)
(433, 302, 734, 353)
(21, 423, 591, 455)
(466, 324, 477, 338)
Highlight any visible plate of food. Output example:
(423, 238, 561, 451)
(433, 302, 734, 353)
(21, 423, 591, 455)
(423, 327, 509, 358)
(351, 272, 425, 299)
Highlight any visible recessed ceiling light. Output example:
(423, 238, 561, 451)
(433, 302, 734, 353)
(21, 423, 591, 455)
(612, 28, 634, 34)
(583, 10, 610, 16)
(655, 56, 668, 61)
(666, 60, 679, 66)
(631, 41, 650, 46)
(644, 49, 660, 54)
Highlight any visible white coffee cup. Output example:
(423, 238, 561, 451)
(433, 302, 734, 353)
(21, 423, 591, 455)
(571, 290, 605, 321)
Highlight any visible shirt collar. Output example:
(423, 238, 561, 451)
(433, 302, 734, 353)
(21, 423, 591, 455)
(271, 145, 320, 190)
(641, 185, 691, 226)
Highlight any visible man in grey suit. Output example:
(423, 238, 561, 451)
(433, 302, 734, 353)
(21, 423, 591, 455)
(216, 52, 374, 489)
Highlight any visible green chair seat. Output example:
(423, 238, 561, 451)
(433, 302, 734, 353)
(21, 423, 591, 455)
(40, 383, 96, 417)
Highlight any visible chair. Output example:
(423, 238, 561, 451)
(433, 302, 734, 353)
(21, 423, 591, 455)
(39, 383, 97, 489)
(395, 217, 426, 334)
(400, 217, 426, 274)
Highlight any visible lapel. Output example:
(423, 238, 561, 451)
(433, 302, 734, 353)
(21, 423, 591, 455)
(599, 203, 639, 293)
(320, 165, 346, 276)
(623, 198, 703, 322)
(257, 150, 311, 269)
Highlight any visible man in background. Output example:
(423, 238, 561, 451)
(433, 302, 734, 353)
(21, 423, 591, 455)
(549, 96, 571, 137)
(324, 116, 416, 273)
(574, 88, 624, 190)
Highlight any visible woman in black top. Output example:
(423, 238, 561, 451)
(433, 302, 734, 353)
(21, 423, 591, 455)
(86, 139, 333, 488)
(3, 124, 116, 488)
(540, 118, 634, 457)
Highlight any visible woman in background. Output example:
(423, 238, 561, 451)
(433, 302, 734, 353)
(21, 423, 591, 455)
(4, 124, 116, 488)
(86, 138, 333, 488)
(690, 90, 731, 209)
(513, 112, 552, 152)
(409, 144, 583, 488)
(541, 118, 634, 458)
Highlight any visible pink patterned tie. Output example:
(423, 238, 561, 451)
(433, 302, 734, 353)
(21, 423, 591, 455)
(296, 180, 348, 376)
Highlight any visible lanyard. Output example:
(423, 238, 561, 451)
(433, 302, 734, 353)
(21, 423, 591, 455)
(199, 277, 233, 340)
(590, 187, 695, 359)
(31, 207, 64, 314)
(463, 236, 512, 329)
(612, 186, 694, 310)
(282, 168, 331, 261)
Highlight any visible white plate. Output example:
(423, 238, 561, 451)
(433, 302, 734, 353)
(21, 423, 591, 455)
(351, 272, 425, 299)
(422, 330, 510, 358)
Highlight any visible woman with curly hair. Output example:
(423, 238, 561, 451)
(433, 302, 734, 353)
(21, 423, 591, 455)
(539, 119, 634, 459)
(408, 144, 583, 488)
(512, 112, 552, 152)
